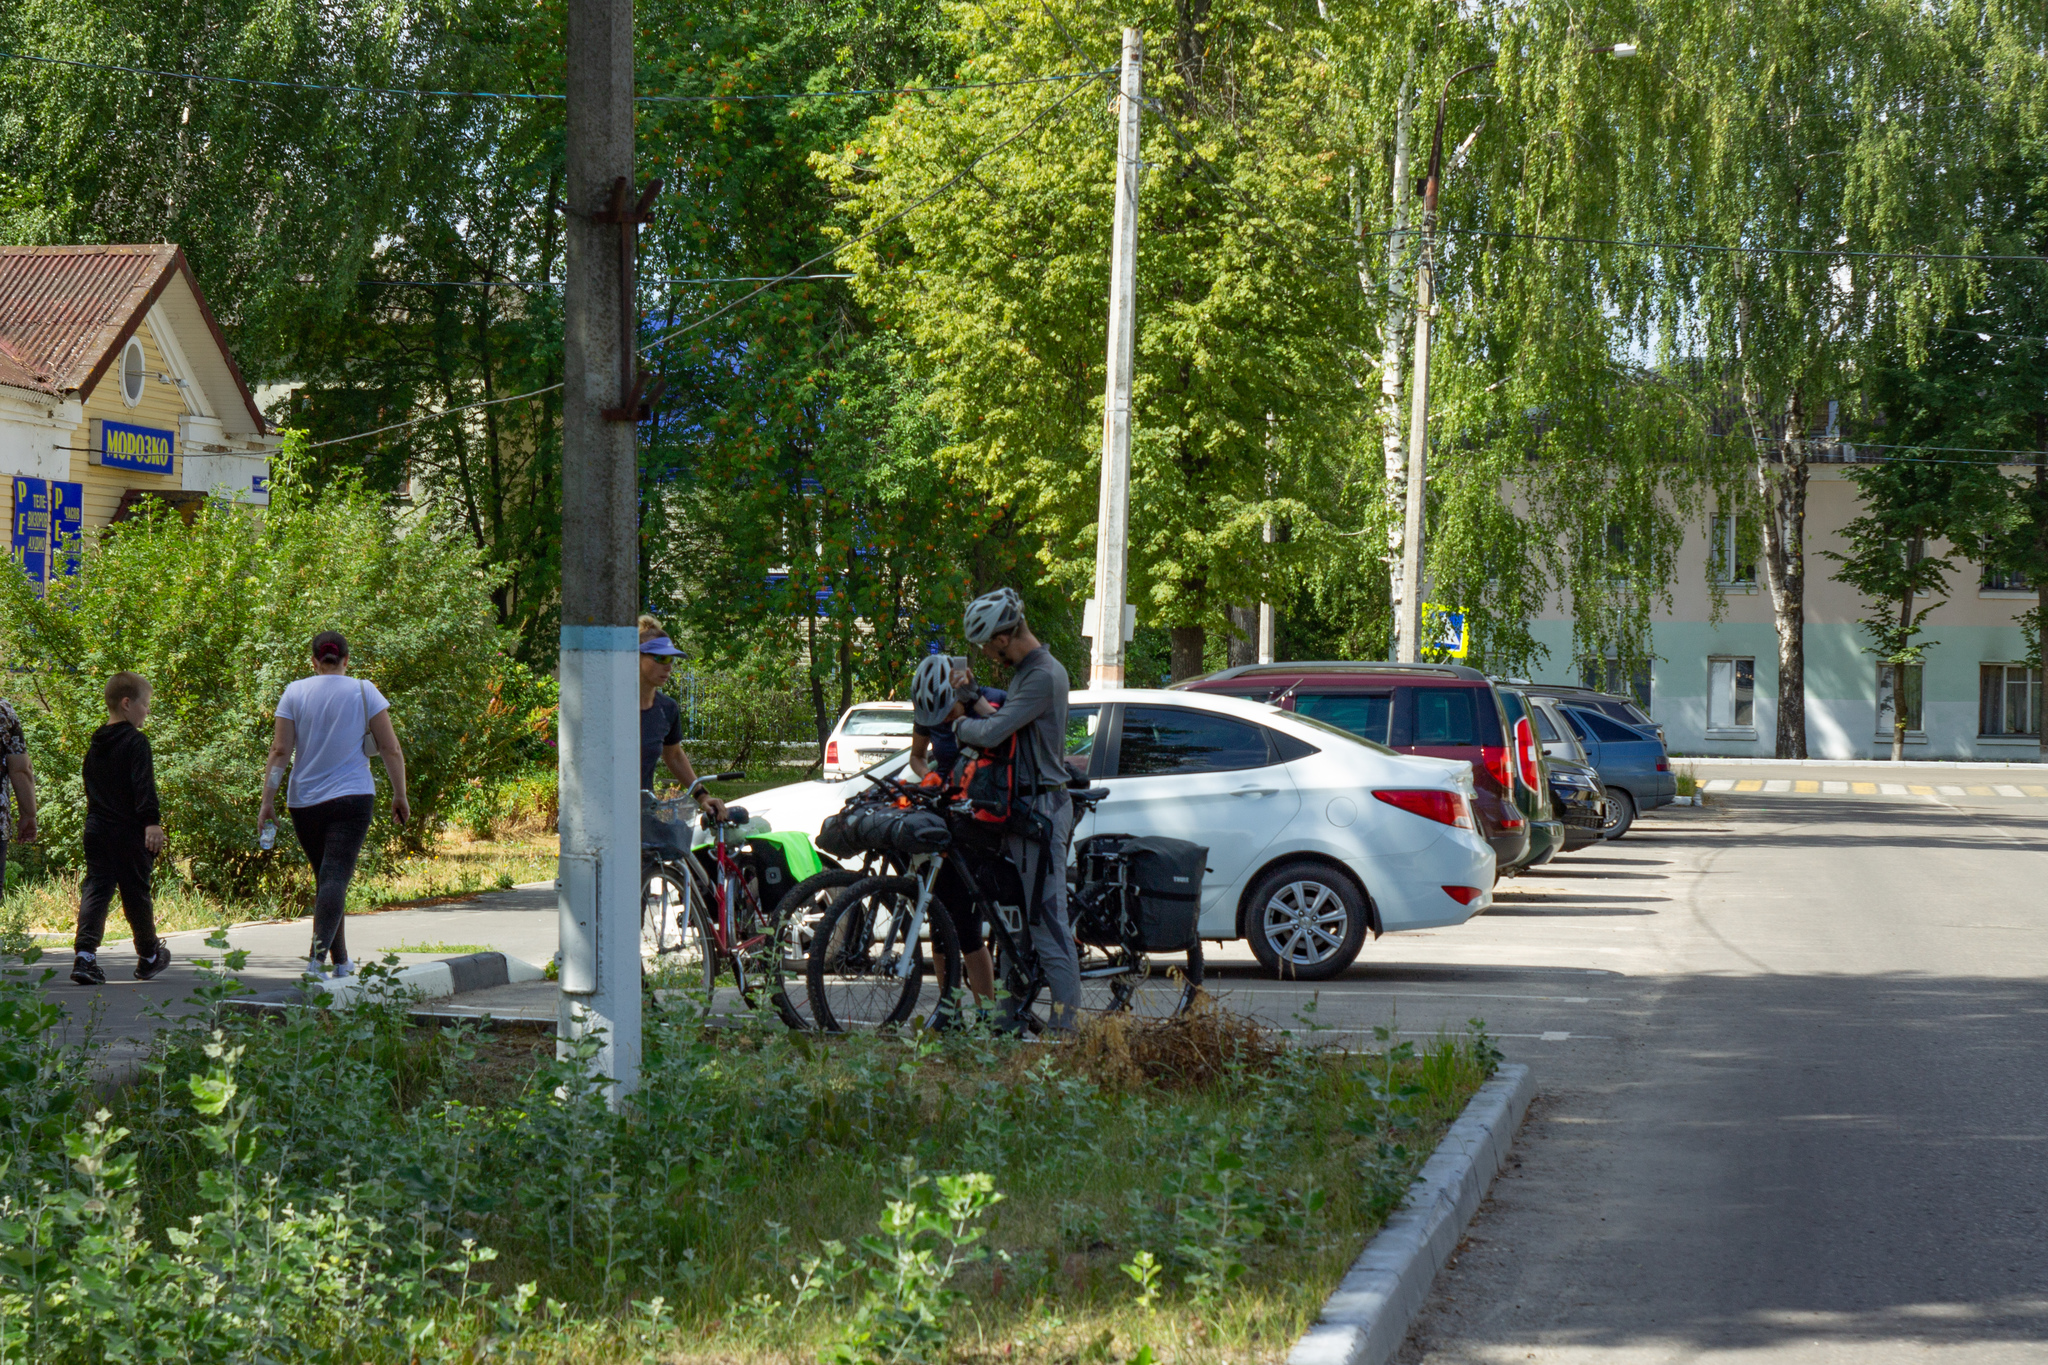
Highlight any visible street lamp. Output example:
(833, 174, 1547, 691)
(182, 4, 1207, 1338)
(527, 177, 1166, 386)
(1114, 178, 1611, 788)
(1393, 42, 1637, 662)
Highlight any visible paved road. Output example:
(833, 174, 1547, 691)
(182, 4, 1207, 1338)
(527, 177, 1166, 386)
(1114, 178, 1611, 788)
(1380, 784, 2048, 1364)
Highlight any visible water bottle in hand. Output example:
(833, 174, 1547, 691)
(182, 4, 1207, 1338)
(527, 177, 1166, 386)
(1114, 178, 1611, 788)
(259, 820, 276, 851)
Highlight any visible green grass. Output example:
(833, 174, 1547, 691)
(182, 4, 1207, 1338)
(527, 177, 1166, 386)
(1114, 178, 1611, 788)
(384, 941, 495, 955)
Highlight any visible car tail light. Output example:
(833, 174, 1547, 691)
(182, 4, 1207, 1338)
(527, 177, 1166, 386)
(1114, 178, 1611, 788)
(1513, 717, 1541, 791)
(825, 740, 839, 767)
(1373, 789, 1474, 829)
(1441, 885, 1484, 906)
(1656, 759, 1669, 772)
(1480, 744, 1510, 790)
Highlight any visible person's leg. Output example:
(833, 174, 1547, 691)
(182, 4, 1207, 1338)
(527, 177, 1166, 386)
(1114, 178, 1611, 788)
(312, 796, 375, 965)
(1017, 798, 1080, 1031)
(288, 801, 335, 964)
(935, 859, 995, 1003)
(75, 826, 118, 956)
(111, 835, 161, 961)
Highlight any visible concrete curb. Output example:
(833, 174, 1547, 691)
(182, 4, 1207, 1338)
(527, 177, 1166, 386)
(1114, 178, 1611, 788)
(1288, 1062, 1536, 1365)
(229, 950, 547, 1015)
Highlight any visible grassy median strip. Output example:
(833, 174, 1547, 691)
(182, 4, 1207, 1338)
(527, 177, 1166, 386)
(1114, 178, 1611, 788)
(0, 946, 1495, 1365)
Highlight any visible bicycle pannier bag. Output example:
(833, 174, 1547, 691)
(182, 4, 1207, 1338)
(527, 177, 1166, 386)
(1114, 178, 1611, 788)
(1124, 837, 1206, 951)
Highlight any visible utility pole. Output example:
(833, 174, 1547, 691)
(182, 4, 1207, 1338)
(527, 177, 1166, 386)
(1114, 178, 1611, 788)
(559, 0, 656, 1100)
(1258, 519, 1276, 664)
(1089, 27, 1142, 686)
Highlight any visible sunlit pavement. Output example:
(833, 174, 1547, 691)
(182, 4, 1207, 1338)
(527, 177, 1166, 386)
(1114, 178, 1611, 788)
(1368, 791, 2048, 1364)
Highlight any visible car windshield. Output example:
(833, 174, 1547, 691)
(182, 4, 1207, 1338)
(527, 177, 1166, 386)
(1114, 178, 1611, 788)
(1278, 710, 1398, 756)
(841, 709, 912, 736)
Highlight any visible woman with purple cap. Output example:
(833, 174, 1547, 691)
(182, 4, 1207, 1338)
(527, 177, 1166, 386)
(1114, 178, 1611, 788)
(638, 616, 725, 821)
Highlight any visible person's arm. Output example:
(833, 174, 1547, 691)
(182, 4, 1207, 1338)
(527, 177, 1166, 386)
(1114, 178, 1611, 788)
(367, 709, 410, 825)
(953, 666, 1047, 751)
(134, 733, 164, 854)
(6, 753, 35, 843)
(908, 729, 931, 777)
(258, 716, 294, 827)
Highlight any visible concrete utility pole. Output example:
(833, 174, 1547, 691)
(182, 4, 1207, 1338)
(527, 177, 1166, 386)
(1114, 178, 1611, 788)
(1089, 27, 1142, 686)
(1258, 519, 1276, 664)
(558, 0, 648, 1100)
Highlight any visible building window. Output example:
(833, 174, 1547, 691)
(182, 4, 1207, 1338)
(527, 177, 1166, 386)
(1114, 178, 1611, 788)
(1707, 657, 1755, 731)
(121, 338, 145, 406)
(1876, 663, 1924, 735)
(1711, 514, 1757, 584)
(1581, 658, 1653, 712)
(1982, 565, 2034, 592)
(1979, 664, 2042, 737)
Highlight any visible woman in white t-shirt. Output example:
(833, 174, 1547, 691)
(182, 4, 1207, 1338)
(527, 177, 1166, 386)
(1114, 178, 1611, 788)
(257, 631, 411, 978)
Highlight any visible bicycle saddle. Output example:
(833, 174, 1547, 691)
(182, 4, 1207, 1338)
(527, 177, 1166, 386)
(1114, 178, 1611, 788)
(1072, 787, 1112, 804)
(723, 805, 749, 825)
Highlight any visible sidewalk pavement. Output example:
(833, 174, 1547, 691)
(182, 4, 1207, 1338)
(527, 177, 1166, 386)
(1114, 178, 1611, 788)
(31, 882, 562, 1049)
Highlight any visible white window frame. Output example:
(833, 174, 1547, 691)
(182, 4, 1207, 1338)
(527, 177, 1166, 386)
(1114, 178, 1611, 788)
(1705, 656, 1756, 737)
(120, 337, 146, 407)
(1875, 662, 1925, 739)
(1978, 662, 2042, 739)
(1710, 513, 1758, 589)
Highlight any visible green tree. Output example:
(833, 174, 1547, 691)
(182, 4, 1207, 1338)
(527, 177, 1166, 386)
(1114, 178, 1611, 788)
(0, 435, 537, 895)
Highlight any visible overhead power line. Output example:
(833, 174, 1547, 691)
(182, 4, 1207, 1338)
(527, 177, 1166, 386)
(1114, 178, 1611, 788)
(307, 73, 1102, 448)
(357, 274, 854, 288)
(1428, 223, 2048, 268)
(0, 49, 1111, 104)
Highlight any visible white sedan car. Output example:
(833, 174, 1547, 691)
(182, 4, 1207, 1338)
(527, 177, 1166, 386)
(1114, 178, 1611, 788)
(738, 688, 1493, 979)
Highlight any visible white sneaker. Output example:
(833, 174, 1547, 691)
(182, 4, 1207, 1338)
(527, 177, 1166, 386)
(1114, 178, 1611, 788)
(329, 960, 355, 979)
(305, 956, 327, 978)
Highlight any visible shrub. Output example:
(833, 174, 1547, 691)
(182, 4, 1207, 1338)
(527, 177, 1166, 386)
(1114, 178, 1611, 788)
(0, 433, 540, 894)
(678, 662, 817, 775)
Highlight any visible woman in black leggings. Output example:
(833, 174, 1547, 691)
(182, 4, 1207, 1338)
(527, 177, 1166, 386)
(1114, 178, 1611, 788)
(257, 631, 410, 977)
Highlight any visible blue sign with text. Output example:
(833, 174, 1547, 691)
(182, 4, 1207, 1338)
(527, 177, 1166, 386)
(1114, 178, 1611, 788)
(100, 419, 175, 475)
(52, 480, 82, 577)
(11, 477, 48, 582)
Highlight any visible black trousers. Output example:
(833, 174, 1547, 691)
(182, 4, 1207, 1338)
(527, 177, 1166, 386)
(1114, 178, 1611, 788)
(75, 823, 159, 957)
(289, 794, 375, 964)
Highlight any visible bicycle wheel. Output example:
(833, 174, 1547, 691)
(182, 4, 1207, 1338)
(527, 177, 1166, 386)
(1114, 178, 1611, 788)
(644, 868, 718, 1009)
(641, 866, 689, 957)
(805, 876, 960, 1033)
(770, 868, 863, 1029)
(1088, 938, 1205, 1019)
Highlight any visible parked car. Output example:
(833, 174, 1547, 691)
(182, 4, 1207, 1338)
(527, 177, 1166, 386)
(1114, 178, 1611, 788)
(1517, 682, 1664, 745)
(1179, 662, 1530, 877)
(1550, 702, 1675, 839)
(1494, 687, 1563, 873)
(1522, 695, 1608, 849)
(820, 701, 914, 781)
(736, 689, 1496, 980)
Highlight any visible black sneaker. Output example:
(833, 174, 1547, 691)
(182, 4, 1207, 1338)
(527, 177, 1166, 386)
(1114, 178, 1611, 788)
(71, 955, 105, 986)
(135, 945, 172, 981)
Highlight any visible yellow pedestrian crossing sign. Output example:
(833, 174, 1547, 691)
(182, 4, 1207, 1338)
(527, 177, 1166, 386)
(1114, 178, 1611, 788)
(1423, 604, 1468, 659)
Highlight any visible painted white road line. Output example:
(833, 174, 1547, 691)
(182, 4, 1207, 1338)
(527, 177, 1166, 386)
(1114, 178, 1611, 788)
(1217, 988, 1622, 1005)
(1705, 779, 1736, 792)
(1764, 780, 1792, 793)
(1995, 784, 2026, 797)
(1880, 783, 1909, 795)
(1822, 781, 1848, 793)
(1937, 785, 1966, 795)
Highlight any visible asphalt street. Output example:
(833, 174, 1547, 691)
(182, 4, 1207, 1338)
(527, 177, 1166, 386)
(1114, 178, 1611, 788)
(1380, 783, 2048, 1365)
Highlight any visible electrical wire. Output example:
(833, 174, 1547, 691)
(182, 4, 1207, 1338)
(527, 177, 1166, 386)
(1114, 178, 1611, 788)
(1426, 222, 2048, 268)
(356, 274, 854, 288)
(0, 49, 1111, 104)
(306, 74, 1100, 448)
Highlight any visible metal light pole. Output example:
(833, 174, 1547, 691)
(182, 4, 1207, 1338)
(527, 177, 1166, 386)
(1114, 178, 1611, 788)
(1089, 28, 1143, 686)
(559, 0, 653, 1100)
(1394, 44, 1635, 663)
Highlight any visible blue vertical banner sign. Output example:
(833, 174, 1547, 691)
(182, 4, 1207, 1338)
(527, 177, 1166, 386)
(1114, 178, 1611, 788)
(10, 476, 49, 584)
(52, 480, 83, 577)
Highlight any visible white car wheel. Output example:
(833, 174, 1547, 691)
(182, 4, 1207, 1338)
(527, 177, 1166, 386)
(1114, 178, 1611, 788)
(1245, 862, 1370, 981)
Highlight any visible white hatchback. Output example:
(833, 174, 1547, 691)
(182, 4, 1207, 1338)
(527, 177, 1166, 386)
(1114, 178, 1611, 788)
(739, 688, 1494, 979)
(821, 701, 915, 781)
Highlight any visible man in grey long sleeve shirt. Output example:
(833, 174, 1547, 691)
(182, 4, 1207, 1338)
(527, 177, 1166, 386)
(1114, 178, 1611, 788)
(951, 589, 1079, 1031)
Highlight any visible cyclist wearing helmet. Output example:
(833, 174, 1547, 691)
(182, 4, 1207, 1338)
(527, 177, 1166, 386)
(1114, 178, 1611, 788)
(908, 654, 1005, 783)
(948, 588, 1079, 1032)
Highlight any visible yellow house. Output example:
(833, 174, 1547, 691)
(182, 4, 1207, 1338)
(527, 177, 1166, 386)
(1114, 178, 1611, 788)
(2, 244, 276, 582)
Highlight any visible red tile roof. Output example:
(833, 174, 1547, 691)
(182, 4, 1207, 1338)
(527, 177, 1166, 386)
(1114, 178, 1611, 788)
(0, 245, 179, 397)
(0, 245, 263, 432)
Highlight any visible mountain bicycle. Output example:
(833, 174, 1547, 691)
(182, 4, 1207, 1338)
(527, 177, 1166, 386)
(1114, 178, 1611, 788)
(803, 777, 1202, 1033)
(641, 773, 795, 1018)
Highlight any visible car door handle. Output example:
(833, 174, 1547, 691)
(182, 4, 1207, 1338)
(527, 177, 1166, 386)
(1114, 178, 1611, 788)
(1231, 786, 1280, 798)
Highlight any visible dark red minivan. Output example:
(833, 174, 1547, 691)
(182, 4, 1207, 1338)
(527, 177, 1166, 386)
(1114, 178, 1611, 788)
(1178, 662, 1530, 873)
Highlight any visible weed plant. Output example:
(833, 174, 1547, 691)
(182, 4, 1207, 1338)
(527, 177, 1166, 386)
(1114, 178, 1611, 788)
(0, 930, 1497, 1365)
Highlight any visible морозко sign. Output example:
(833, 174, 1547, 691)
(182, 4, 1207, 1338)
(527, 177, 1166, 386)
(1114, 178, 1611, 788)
(92, 419, 175, 476)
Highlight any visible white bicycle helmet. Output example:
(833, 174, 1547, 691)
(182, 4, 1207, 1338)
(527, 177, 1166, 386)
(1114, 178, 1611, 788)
(963, 587, 1026, 645)
(912, 653, 960, 727)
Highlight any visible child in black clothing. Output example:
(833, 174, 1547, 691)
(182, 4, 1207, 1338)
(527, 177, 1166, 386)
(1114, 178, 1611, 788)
(71, 672, 171, 985)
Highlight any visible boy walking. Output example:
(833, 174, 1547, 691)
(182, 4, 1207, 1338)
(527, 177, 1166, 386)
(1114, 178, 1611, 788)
(71, 672, 171, 985)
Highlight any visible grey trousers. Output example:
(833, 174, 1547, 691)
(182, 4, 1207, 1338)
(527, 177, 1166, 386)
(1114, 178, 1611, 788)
(1006, 792, 1078, 1029)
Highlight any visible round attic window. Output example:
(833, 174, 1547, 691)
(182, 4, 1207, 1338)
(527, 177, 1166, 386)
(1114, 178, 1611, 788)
(121, 339, 145, 406)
